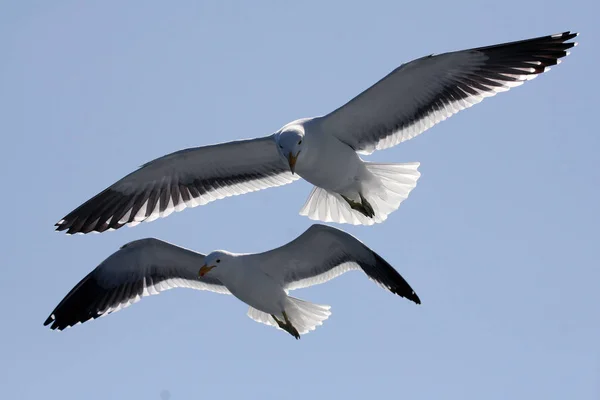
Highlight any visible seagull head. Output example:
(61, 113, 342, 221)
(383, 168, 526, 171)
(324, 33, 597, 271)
(199, 251, 233, 277)
(276, 127, 305, 175)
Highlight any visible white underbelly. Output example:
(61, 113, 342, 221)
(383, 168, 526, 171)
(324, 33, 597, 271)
(296, 138, 364, 192)
(226, 270, 286, 315)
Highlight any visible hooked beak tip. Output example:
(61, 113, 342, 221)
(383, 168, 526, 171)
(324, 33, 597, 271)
(287, 152, 298, 175)
(199, 264, 213, 277)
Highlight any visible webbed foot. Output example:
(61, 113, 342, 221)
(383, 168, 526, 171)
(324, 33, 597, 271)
(272, 311, 300, 340)
(341, 194, 375, 218)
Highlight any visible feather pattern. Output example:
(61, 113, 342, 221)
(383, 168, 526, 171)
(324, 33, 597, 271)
(55, 135, 299, 234)
(44, 238, 229, 330)
(320, 31, 578, 154)
(257, 225, 420, 303)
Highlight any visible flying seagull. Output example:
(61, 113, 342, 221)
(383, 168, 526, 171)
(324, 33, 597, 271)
(56, 31, 578, 234)
(44, 224, 420, 338)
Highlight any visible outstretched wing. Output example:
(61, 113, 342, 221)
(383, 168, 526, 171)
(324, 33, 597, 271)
(320, 31, 578, 154)
(44, 238, 229, 330)
(256, 224, 420, 304)
(56, 135, 299, 234)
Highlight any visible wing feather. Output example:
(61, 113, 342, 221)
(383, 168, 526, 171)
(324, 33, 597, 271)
(44, 238, 229, 330)
(320, 31, 578, 154)
(257, 224, 420, 304)
(56, 135, 299, 234)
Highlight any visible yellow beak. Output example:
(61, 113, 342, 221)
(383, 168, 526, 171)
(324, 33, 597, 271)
(287, 152, 298, 175)
(199, 264, 215, 277)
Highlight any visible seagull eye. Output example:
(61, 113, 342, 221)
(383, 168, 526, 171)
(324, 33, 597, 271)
(279, 145, 283, 149)
(216, 259, 221, 263)
(298, 140, 302, 145)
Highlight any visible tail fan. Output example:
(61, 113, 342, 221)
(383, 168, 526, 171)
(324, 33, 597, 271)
(247, 297, 331, 336)
(299, 162, 420, 225)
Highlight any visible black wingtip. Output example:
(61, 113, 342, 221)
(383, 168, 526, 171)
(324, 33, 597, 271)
(474, 30, 579, 62)
(43, 314, 64, 331)
(390, 281, 421, 305)
(366, 252, 422, 306)
(54, 188, 132, 235)
(556, 31, 579, 47)
(43, 315, 54, 327)
(407, 291, 422, 305)
(43, 271, 106, 331)
(554, 31, 577, 39)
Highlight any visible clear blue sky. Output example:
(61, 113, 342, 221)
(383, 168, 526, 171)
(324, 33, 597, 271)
(1, 1, 598, 399)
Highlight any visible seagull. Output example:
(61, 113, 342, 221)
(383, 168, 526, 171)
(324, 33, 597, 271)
(55, 32, 578, 234)
(44, 224, 420, 338)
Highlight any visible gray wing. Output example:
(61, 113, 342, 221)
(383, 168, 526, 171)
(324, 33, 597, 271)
(319, 31, 577, 154)
(56, 135, 300, 234)
(44, 238, 229, 331)
(257, 224, 420, 304)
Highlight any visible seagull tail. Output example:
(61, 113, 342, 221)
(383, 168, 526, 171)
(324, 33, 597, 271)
(247, 297, 331, 336)
(299, 162, 421, 225)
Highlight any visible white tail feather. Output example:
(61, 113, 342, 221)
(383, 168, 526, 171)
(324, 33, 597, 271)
(247, 297, 331, 336)
(299, 162, 421, 225)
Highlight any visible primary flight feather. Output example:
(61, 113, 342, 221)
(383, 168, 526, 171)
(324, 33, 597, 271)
(56, 32, 577, 234)
(44, 224, 420, 338)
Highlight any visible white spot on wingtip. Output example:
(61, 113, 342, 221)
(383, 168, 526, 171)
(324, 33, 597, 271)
(557, 59, 562, 65)
(58, 219, 65, 225)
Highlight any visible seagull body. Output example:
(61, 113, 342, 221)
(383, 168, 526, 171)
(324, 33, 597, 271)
(55, 32, 577, 234)
(210, 251, 290, 318)
(44, 224, 420, 338)
(289, 119, 362, 194)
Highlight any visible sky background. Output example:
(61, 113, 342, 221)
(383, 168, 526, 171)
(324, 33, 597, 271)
(1, 1, 598, 399)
